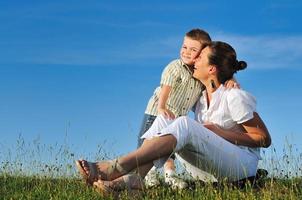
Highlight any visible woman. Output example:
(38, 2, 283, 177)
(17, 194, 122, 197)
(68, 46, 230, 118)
(76, 41, 271, 194)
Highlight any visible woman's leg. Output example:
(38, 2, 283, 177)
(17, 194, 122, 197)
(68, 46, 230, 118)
(118, 135, 177, 174)
(111, 115, 178, 180)
(98, 162, 154, 191)
(92, 115, 186, 181)
(153, 116, 259, 182)
(173, 120, 258, 182)
(79, 115, 194, 183)
(80, 134, 177, 181)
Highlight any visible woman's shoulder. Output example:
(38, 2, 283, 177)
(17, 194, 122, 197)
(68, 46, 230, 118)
(223, 88, 257, 123)
(224, 88, 257, 105)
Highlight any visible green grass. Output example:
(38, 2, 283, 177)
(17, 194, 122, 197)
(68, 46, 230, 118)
(0, 175, 100, 199)
(1, 174, 302, 199)
(1, 137, 302, 199)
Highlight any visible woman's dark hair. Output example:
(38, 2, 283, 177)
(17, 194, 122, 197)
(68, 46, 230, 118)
(207, 41, 247, 84)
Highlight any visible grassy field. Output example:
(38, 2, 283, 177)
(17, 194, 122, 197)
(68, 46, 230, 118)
(1, 137, 302, 199)
(1, 174, 302, 199)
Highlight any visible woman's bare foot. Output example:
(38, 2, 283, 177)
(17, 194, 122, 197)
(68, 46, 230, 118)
(75, 160, 99, 185)
(76, 159, 127, 184)
(93, 180, 117, 198)
(93, 173, 144, 192)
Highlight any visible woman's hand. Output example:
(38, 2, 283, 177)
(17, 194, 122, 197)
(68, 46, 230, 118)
(224, 78, 240, 89)
(158, 108, 175, 120)
(203, 122, 220, 132)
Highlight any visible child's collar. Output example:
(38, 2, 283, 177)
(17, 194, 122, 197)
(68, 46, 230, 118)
(180, 59, 194, 74)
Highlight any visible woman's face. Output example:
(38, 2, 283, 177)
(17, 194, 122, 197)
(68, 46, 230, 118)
(193, 46, 211, 81)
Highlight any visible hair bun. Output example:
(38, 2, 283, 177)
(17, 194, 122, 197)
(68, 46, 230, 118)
(235, 60, 247, 71)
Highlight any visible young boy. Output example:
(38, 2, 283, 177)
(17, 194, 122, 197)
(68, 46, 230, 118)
(137, 28, 211, 189)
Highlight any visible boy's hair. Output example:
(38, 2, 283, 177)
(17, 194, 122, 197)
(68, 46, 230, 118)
(186, 28, 212, 48)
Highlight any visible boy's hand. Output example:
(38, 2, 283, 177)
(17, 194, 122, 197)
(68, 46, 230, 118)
(224, 78, 240, 89)
(158, 108, 175, 120)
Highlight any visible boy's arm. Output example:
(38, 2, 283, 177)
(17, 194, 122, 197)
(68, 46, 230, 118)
(158, 85, 175, 119)
(224, 77, 240, 89)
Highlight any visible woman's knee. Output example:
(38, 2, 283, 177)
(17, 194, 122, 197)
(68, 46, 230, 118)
(173, 116, 191, 136)
(175, 116, 196, 129)
(175, 116, 190, 124)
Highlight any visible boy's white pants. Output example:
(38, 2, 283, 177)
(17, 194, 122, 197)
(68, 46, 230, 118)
(141, 115, 259, 182)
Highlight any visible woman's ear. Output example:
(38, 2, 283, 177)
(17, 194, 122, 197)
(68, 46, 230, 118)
(208, 65, 217, 74)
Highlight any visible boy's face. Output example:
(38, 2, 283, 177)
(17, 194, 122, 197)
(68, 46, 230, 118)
(180, 36, 203, 66)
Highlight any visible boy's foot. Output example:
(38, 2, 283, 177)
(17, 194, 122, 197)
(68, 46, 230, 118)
(144, 167, 160, 187)
(164, 172, 188, 190)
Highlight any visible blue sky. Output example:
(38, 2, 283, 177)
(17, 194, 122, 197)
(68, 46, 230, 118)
(1, 0, 302, 165)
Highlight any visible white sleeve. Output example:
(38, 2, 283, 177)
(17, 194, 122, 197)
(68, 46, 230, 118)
(227, 89, 257, 124)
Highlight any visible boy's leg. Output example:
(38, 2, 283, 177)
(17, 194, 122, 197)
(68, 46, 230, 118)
(163, 157, 188, 189)
(137, 114, 157, 148)
(144, 166, 160, 187)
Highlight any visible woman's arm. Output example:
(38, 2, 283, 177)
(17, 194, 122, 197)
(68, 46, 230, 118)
(204, 112, 271, 148)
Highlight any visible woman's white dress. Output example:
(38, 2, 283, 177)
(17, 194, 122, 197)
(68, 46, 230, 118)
(142, 85, 260, 182)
